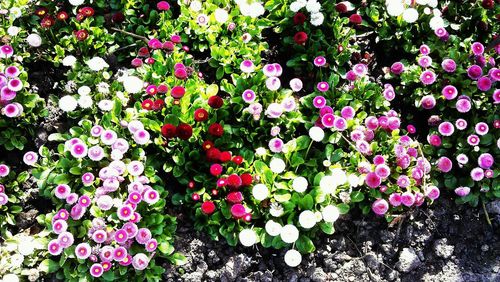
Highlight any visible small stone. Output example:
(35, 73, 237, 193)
(481, 245, 489, 252)
(396, 248, 421, 273)
(486, 200, 500, 214)
(433, 238, 454, 259)
(311, 268, 327, 282)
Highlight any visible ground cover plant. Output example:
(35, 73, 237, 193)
(0, 0, 498, 281)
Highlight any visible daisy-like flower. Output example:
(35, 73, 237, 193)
(284, 249, 302, 267)
(75, 243, 91, 260)
(240, 60, 255, 73)
(48, 239, 62, 256)
(280, 224, 299, 243)
(23, 151, 38, 166)
(475, 122, 489, 135)
(420, 70, 436, 85)
(371, 199, 389, 215)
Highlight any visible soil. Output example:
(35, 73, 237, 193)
(163, 196, 500, 282)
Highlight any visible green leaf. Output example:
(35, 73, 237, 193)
(39, 259, 60, 273)
(299, 194, 314, 210)
(296, 235, 315, 253)
(350, 191, 365, 203)
(320, 222, 335, 235)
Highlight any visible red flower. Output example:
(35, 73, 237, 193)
(349, 14, 362, 25)
(141, 99, 154, 110)
(217, 178, 227, 187)
(174, 68, 188, 80)
(112, 12, 125, 23)
(208, 123, 224, 137)
(138, 47, 150, 57)
(56, 11, 69, 21)
(335, 3, 348, 13)
(79, 7, 95, 17)
(131, 58, 143, 67)
(208, 96, 223, 109)
(201, 201, 215, 215)
(157, 1, 171, 11)
(158, 84, 168, 93)
(202, 140, 214, 151)
(230, 204, 246, 218)
(194, 108, 208, 122)
(210, 164, 223, 176)
(163, 41, 175, 51)
(293, 12, 307, 25)
(482, 0, 494, 9)
(153, 99, 164, 110)
(243, 213, 252, 222)
(227, 174, 242, 188)
(206, 148, 221, 162)
(74, 29, 89, 41)
(176, 123, 193, 140)
(227, 192, 243, 204)
(188, 181, 195, 189)
(161, 124, 177, 138)
(241, 173, 253, 186)
(40, 16, 55, 28)
(219, 151, 232, 162)
(232, 156, 243, 165)
(293, 31, 308, 45)
(34, 7, 48, 18)
(171, 86, 185, 99)
(192, 193, 200, 201)
(76, 13, 85, 21)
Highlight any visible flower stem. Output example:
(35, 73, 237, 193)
(295, 139, 313, 173)
(482, 198, 492, 227)
(110, 27, 148, 43)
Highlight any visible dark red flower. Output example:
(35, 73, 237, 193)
(176, 123, 193, 140)
(141, 99, 154, 110)
(34, 7, 48, 18)
(227, 192, 243, 204)
(157, 1, 171, 11)
(138, 47, 150, 57)
(208, 96, 223, 109)
(202, 140, 214, 151)
(293, 12, 307, 25)
(194, 108, 208, 122)
(482, 0, 494, 9)
(243, 213, 252, 222)
(349, 14, 362, 25)
(171, 86, 185, 99)
(174, 68, 188, 80)
(232, 156, 243, 165)
(227, 174, 242, 188)
(206, 148, 221, 161)
(161, 124, 177, 138)
(74, 29, 89, 41)
(158, 84, 168, 93)
(56, 11, 69, 21)
(41, 16, 55, 28)
(293, 31, 308, 45)
(153, 99, 164, 110)
(241, 173, 253, 186)
(210, 164, 223, 176)
(79, 7, 95, 17)
(201, 201, 215, 215)
(219, 151, 232, 163)
(112, 12, 125, 23)
(76, 13, 85, 21)
(335, 3, 348, 13)
(208, 123, 224, 137)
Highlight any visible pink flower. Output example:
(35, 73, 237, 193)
(478, 153, 494, 169)
(314, 56, 326, 67)
(268, 138, 284, 153)
(23, 151, 38, 166)
(240, 60, 255, 73)
(420, 70, 436, 85)
(52, 219, 67, 234)
(425, 186, 440, 200)
(48, 239, 62, 256)
(230, 203, 246, 218)
(467, 65, 483, 80)
(455, 98, 471, 113)
(313, 96, 326, 108)
(92, 230, 107, 244)
(441, 58, 456, 72)
(371, 199, 389, 215)
(467, 134, 480, 146)
(455, 119, 467, 130)
(58, 231, 74, 248)
(145, 238, 158, 252)
(375, 164, 390, 179)
(420, 95, 436, 109)
(365, 172, 381, 188)
(88, 146, 105, 161)
(470, 167, 484, 181)
(56, 209, 69, 221)
(438, 121, 454, 136)
(75, 243, 91, 259)
(70, 204, 85, 221)
(101, 130, 118, 145)
(120, 255, 133, 266)
(115, 229, 128, 244)
(383, 85, 396, 101)
(346, 70, 357, 81)
(390, 62, 404, 75)
(442, 85, 458, 100)
(55, 184, 71, 199)
(242, 89, 256, 103)
(401, 192, 415, 207)
(475, 122, 489, 135)
(114, 246, 127, 261)
(418, 56, 432, 68)
(157, 1, 170, 11)
(128, 191, 142, 204)
(397, 175, 410, 188)
(321, 114, 335, 128)
(91, 125, 104, 137)
(437, 157, 453, 172)
(90, 263, 104, 277)
(123, 222, 139, 238)
(317, 81, 329, 92)
(471, 42, 484, 55)
(132, 253, 150, 270)
(353, 63, 368, 77)
(389, 193, 402, 207)
(477, 76, 492, 91)
(136, 228, 152, 244)
(419, 44, 430, 55)
(289, 78, 303, 92)
(365, 116, 379, 130)
(427, 134, 442, 147)
(143, 189, 160, 204)
(334, 117, 347, 131)
(340, 106, 355, 120)
(454, 187, 470, 197)
(263, 64, 278, 77)
(117, 205, 134, 221)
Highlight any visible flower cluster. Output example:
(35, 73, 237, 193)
(385, 0, 443, 29)
(290, 0, 325, 26)
(1, 45, 25, 118)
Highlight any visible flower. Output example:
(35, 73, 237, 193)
(402, 8, 418, 23)
(208, 123, 224, 137)
(438, 121, 454, 136)
(55, 184, 71, 199)
(467, 65, 483, 80)
(371, 199, 389, 215)
(420, 70, 436, 85)
(475, 122, 489, 135)
(425, 186, 440, 200)
(292, 177, 308, 193)
(391, 62, 405, 75)
(309, 126, 324, 142)
(214, 8, 229, 23)
(265, 220, 282, 236)
(289, 78, 303, 92)
(157, 1, 170, 11)
(176, 123, 193, 140)
(349, 14, 362, 25)
(365, 172, 381, 188)
(132, 253, 150, 270)
(189, 0, 202, 11)
(23, 151, 38, 166)
(401, 192, 415, 207)
(280, 224, 299, 243)
(293, 31, 308, 45)
(239, 229, 257, 247)
(266, 77, 281, 91)
(284, 249, 302, 267)
(27, 34, 42, 47)
(455, 186, 471, 197)
(471, 42, 484, 55)
(242, 89, 256, 103)
(322, 205, 340, 222)
(86, 57, 109, 72)
(59, 95, 78, 112)
(208, 95, 224, 109)
(240, 60, 255, 73)
(420, 95, 436, 109)
(471, 167, 484, 181)
(123, 76, 144, 93)
(270, 158, 286, 174)
(299, 210, 317, 229)
(252, 184, 269, 201)
(48, 239, 62, 255)
(442, 58, 456, 72)
(478, 153, 494, 169)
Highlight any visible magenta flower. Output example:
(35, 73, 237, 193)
(388, 117, 401, 131)
(55, 184, 71, 199)
(470, 167, 484, 181)
(467, 65, 483, 80)
(454, 187, 471, 197)
(371, 199, 389, 215)
(485, 169, 494, 178)
(420, 95, 436, 110)
(78, 195, 91, 208)
(52, 219, 67, 234)
(341, 106, 355, 120)
(136, 228, 152, 244)
(70, 142, 88, 159)
(388, 193, 402, 207)
(145, 238, 158, 252)
(475, 122, 489, 135)
(375, 164, 390, 179)
(23, 151, 38, 166)
(401, 192, 415, 207)
(438, 121, 454, 136)
(353, 63, 368, 77)
(419, 44, 430, 55)
(321, 114, 335, 128)
(5, 66, 20, 77)
(115, 229, 129, 244)
(92, 229, 107, 243)
(467, 134, 480, 146)
(242, 89, 256, 103)
(477, 76, 492, 91)
(0, 45, 14, 58)
(48, 239, 62, 256)
(319, 106, 333, 117)
(101, 130, 118, 145)
(365, 172, 381, 188)
(132, 253, 150, 270)
(56, 209, 69, 221)
(143, 189, 160, 204)
(120, 255, 133, 266)
(490, 68, 500, 82)
(114, 246, 127, 262)
(316, 81, 329, 92)
(82, 172, 95, 186)
(66, 193, 78, 204)
(471, 42, 484, 55)
(373, 155, 385, 165)
(346, 70, 357, 81)
(117, 205, 134, 221)
(3, 103, 22, 117)
(1, 87, 17, 101)
(70, 204, 86, 220)
(383, 86, 396, 101)
(334, 117, 347, 131)
(397, 175, 410, 188)
(424, 186, 440, 200)
(58, 231, 74, 248)
(455, 98, 471, 113)
(240, 60, 255, 73)
(128, 191, 142, 204)
(313, 56, 326, 67)
(454, 119, 467, 130)
(365, 116, 379, 130)
(418, 56, 432, 68)
(312, 96, 326, 108)
(478, 153, 494, 169)
(90, 263, 104, 278)
(268, 138, 284, 153)
(434, 27, 448, 40)
(350, 129, 365, 141)
(123, 222, 139, 238)
(420, 70, 436, 85)
(263, 64, 278, 77)
(441, 58, 456, 73)
(390, 62, 404, 75)
(75, 243, 91, 260)
(494, 89, 500, 104)
(437, 157, 453, 172)
(230, 203, 246, 218)
(442, 85, 458, 100)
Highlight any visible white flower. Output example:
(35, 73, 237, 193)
(319, 175, 336, 194)
(236, 0, 265, 18)
(242, 32, 252, 43)
(7, 26, 20, 36)
(9, 7, 22, 19)
(62, 55, 77, 67)
(252, 184, 269, 201)
(69, 0, 85, 6)
(298, 210, 317, 229)
(78, 86, 91, 96)
(26, 34, 42, 47)
(429, 16, 444, 30)
(330, 168, 347, 186)
(270, 203, 284, 217)
(270, 158, 286, 174)
(189, 0, 202, 12)
(239, 229, 257, 247)
(265, 220, 282, 236)
(256, 147, 267, 156)
(284, 249, 302, 267)
(2, 274, 19, 282)
(432, 8, 441, 17)
(427, 0, 438, 7)
(402, 8, 418, 23)
(59, 95, 78, 112)
(97, 82, 110, 94)
(280, 224, 299, 243)
(310, 12, 324, 26)
(214, 8, 229, 23)
(78, 95, 93, 109)
(98, 100, 113, 111)
(290, 1, 305, 12)
(309, 127, 324, 142)
(292, 177, 308, 193)
(86, 57, 109, 72)
(18, 237, 35, 256)
(306, 0, 321, 13)
(10, 254, 24, 268)
(347, 174, 361, 187)
(322, 205, 340, 222)
(386, 2, 404, 17)
(123, 76, 144, 93)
